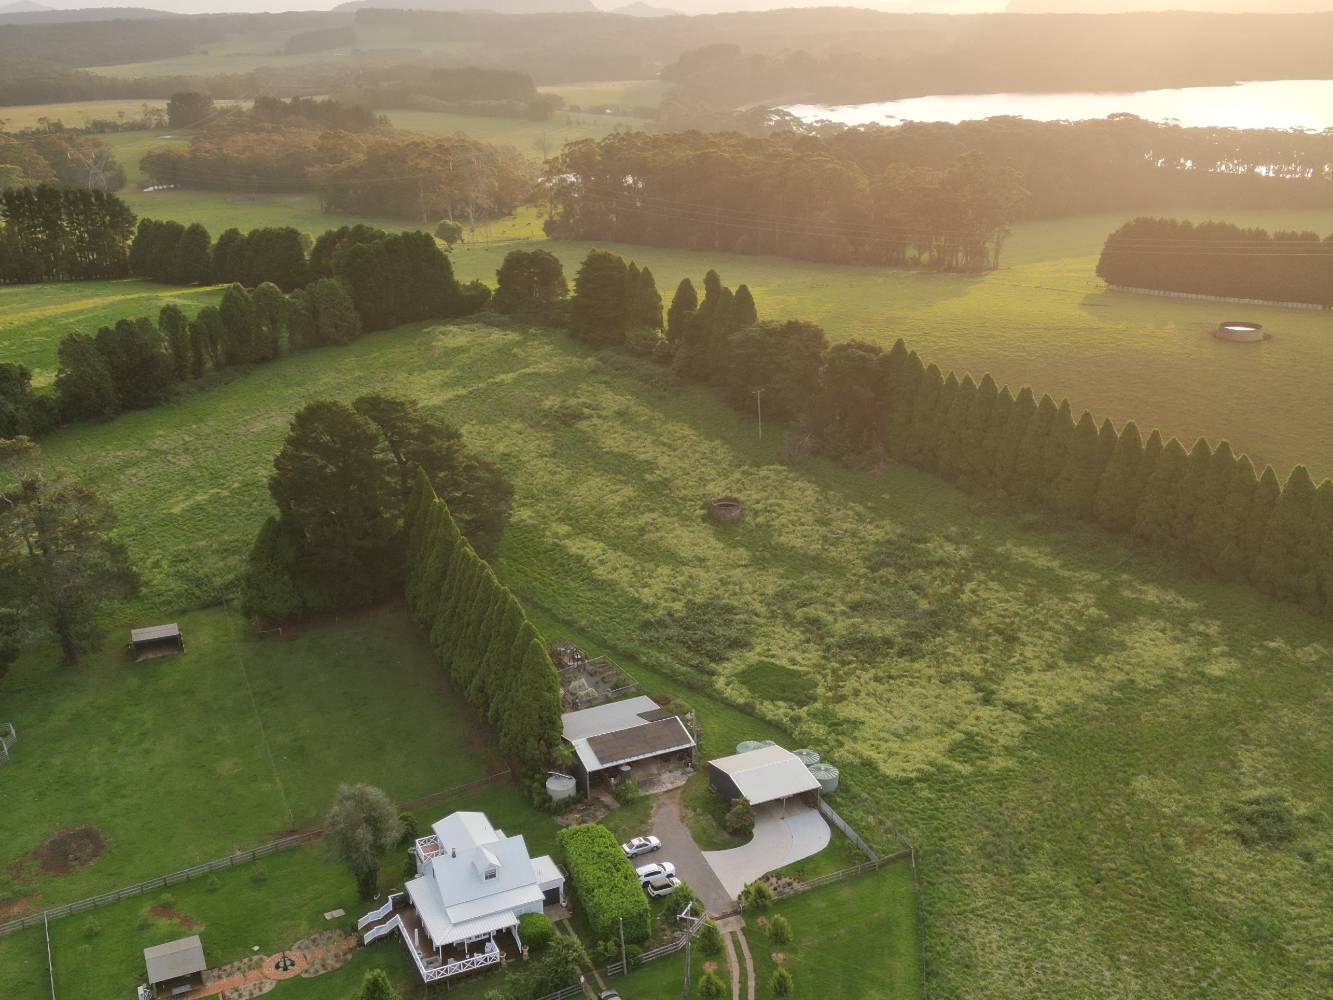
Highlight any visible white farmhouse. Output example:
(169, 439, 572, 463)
(358, 810, 565, 984)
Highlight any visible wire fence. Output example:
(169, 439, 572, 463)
(0, 770, 516, 939)
(1107, 284, 1328, 310)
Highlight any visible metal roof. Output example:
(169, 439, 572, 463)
(561, 695, 663, 741)
(708, 745, 821, 805)
(131, 623, 181, 644)
(144, 935, 206, 984)
(580, 716, 695, 772)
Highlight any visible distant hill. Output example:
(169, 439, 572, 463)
(613, 2, 684, 14)
(0, 5, 176, 24)
(339, 0, 597, 13)
(1008, 0, 1333, 10)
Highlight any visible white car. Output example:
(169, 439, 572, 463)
(621, 836, 661, 858)
(644, 874, 682, 898)
(635, 861, 677, 884)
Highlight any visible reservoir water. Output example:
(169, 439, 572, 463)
(785, 79, 1333, 131)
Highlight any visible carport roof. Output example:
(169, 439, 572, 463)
(707, 745, 820, 805)
(144, 935, 206, 984)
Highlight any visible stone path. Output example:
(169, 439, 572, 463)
(735, 926, 756, 1000)
(721, 930, 742, 1000)
(185, 933, 356, 1000)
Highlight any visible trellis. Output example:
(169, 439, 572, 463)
(0, 722, 15, 763)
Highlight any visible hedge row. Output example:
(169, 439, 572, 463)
(555, 824, 651, 945)
(403, 469, 562, 782)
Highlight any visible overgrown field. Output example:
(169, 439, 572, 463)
(3, 306, 1328, 998)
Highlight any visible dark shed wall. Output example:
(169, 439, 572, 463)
(707, 761, 743, 803)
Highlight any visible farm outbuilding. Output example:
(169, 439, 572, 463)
(561, 696, 695, 796)
(130, 623, 184, 661)
(707, 744, 821, 809)
(144, 935, 206, 997)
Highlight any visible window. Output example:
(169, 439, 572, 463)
(484, 868, 497, 880)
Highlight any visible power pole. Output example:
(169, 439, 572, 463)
(753, 388, 764, 439)
(619, 916, 626, 976)
(682, 935, 691, 998)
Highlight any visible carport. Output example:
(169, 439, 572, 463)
(706, 744, 821, 809)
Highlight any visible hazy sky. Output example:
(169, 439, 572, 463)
(22, 0, 1006, 14)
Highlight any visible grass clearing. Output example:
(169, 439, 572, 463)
(4, 308, 1329, 996)
(387, 108, 643, 160)
(0, 101, 165, 131)
(0, 604, 491, 911)
(540, 79, 671, 111)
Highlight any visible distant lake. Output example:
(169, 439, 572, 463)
(785, 79, 1333, 131)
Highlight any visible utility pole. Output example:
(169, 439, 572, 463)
(681, 935, 691, 998)
(753, 388, 764, 439)
(619, 916, 626, 976)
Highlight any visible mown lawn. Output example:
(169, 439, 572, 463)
(0, 604, 492, 912)
(3, 310, 1328, 998)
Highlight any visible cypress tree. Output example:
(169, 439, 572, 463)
(962, 373, 998, 490)
(927, 371, 960, 470)
(1053, 411, 1101, 520)
(977, 384, 1014, 495)
(493, 619, 544, 727)
(1094, 420, 1145, 532)
(1036, 398, 1076, 510)
(252, 282, 289, 359)
(158, 303, 191, 381)
(463, 576, 507, 707)
(286, 288, 315, 352)
(732, 283, 758, 329)
(1240, 465, 1282, 586)
(570, 249, 630, 346)
(1212, 454, 1259, 579)
(310, 278, 362, 345)
(636, 266, 663, 330)
(1253, 465, 1319, 604)
(431, 547, 475, 669)
(1013, 393, 1057, 500)
(1132, 437, 1188, 546)
(1169, 439, 1214, 551)
(905, 363, 943, 468)
(220, 283, 259, 363)
(499, 636, 563, 777)
(1312, 479, 1333, 616)
(175, 222, 213, 285)
(479, 600, 525, 712)
(937, 373, 975, 483)
(190, 306, 226, 372)
(1188, 441, 1238, 567)
(1139, 429, 1164, 495)
(666, 278, 698, 346)
(994, 386, 1036, 491)
(212, 227, 244, 284)
(887, 347, 924, 460)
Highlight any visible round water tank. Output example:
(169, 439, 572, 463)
(756, 739, 776, 750)
(736, 740, 766, 754)
(546, 773, 577, 802)
(1214, 320, 1265, 343)
(793, 748, 821, 767)
(809, 762, 840, 794)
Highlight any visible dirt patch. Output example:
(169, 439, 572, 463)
(32, 827, 105, 875)
(463, 717, 490, 753)
(703, 960, 719, 974)
(771, 952, 787, 965)
(149, 903, 203, 929)
(0, 894, 37, 921)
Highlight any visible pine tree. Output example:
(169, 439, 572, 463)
(570, 249, 630, 346)
(1212, 454, 1259, 579)
(1239, 465, 1282, 586)
(927, 371, 959, 470)
(905, 363, 943, 468)
(977, 384, 1014, 494)
(1053, 411, 1100, 520)
(158, 304, 191, 381)
(962, 373, 998, 489)
(636, 266, 663, 330)
(54, 333, 117, 421)
(887, 347, 924, 460)
(1094, 419, 1145, 533)
(1252, 465, 1319, 604)
(1169, 439, 1213, 550)
(1131, 437, 1187, 546)
(936, 373, 975, 482)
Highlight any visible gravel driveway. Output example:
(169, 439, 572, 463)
(702, 801, 830, 900)
(648, 787, 736, 916)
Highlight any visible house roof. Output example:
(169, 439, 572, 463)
(131, 623, 181, 644)
(561, 695, 664, 741)
(563, 696, 695, 774)
(707, 745, 820, 805)
(144, 935, 206, 984)
(409, 811, 562, 948)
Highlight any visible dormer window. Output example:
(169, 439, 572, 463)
(484, 867, 498, 880)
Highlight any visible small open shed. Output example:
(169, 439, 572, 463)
(144, 935, 206, 997)
(130, 623, 184, 661)
(707, 744, 821, 809)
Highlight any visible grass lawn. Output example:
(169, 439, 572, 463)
(680, 772, 747, 852)
(4, 302, 1331, 996)
(745, 862, 921, 999)
(387, 108, 644, 160)
(0, 604, 492, 912)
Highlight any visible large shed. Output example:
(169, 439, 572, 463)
(144, 935, 206, 996)
(561, 696, 695, 796)
(707, 744, 821, 808)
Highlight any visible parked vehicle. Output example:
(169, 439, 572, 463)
(644, 874, 682, 897)
(599, 991, 623, 1000)
(621, 835, 661, 857)
(635, 861, 677, 884)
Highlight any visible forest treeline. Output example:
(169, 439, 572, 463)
(542, 132, 1025, 270)
(0, 185, 134, 282)
(493, 246, 1333, 621)
(1096, 218, 1333, 306)
(139, 109, 532, 221)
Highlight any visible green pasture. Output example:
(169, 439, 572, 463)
(387, 107, 642, 160)
(0, 604, 493, 912)
(2, 308, 1328, 997)
(0, 100, 166, 131)
(540, 79, 672, 111)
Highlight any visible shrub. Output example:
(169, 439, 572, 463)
(519, 912, 556, 954)
(250, 865, 269, 885)
(699, 971, 727, 999)
(1225, 790, 1298, 847)
(770, 967, 794, 996)
(613, 776, 641, 806)
(401, 854, 419, 882)
(725, 798, 755, 837)
(557, 823, 651, 943)
(82, 919, 101, 939)
(740, 880, 772, 913)
(205, 876, 221, 893)
(697, 919, 723, 956)
(398, 811, 419, 846)
(767, 914, 792, 945)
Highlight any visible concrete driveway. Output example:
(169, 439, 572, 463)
(648, 788, 735, 916)
(702, 801, 830, 901)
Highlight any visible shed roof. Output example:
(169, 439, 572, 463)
(581, 716, 695, 772)
(561, 695, 663, 741)
(144, 935, 206, 984)
(131, 623, 181, 644)
(708, 745, 820, 805)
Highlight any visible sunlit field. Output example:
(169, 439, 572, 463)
(386, 107, 644, 159)
(4, 306, 1328, 998)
